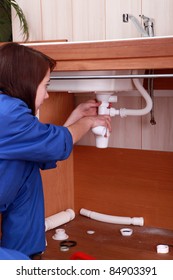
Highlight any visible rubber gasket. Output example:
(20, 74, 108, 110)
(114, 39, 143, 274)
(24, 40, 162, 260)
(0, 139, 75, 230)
(60, 240, 77, 248)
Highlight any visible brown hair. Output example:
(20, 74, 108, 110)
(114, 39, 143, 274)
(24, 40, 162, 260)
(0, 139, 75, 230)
(0, 42, 56, 115)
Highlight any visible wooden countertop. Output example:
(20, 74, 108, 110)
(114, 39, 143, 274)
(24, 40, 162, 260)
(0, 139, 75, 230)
(41, 215, 173, 260)
(24, 37, 173, 71)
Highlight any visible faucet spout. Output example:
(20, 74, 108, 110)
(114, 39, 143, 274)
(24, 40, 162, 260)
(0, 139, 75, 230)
(128, 14, 149, 37)
(123, 14, 154, 37)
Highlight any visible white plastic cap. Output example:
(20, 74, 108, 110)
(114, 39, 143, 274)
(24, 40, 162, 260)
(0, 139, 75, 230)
(156, 244, 169, 254)
(52, 228, 69, 240)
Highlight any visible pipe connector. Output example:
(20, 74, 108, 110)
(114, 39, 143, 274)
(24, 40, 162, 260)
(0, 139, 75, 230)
(98, 105, 119, 116)
(119, 108, 127, 118)
(98, 106, 110, 115)
(109, 108, 120, 117)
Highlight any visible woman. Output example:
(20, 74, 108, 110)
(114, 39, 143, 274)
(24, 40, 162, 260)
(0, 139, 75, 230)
(0, 43, 111, 257)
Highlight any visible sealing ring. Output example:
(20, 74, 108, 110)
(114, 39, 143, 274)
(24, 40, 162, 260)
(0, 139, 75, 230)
(120, 228, 133, 236)
(60, 246, 70, 252)
(60, 240, 77, 248)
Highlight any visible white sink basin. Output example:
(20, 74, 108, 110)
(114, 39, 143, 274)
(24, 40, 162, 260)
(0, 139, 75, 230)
(48, 70, 139, 93)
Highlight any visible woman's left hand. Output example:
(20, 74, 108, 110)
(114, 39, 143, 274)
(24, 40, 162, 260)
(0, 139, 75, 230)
(77, 99, 100, 117)
(64, 99, 100, 126)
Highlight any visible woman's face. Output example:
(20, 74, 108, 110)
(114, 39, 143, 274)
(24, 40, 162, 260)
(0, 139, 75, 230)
(35, 69, 50, 113)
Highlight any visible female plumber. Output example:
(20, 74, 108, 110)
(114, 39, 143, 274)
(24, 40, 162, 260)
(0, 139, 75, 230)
(0, 43, 111, 258)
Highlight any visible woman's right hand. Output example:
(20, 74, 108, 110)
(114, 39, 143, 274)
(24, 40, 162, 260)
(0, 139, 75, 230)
(87, 115, 112, 133)
(66, 114, 111, 144)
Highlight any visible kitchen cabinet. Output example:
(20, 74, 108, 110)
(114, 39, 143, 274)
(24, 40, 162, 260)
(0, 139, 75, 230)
(25, 38, 173, 233)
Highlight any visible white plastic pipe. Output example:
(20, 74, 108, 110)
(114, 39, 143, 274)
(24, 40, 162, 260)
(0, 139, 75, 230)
(119, 70, 153, 117)
(92, 94, 116, 148)
(45, 209, 75, 231)
(80, 208, 144, 226)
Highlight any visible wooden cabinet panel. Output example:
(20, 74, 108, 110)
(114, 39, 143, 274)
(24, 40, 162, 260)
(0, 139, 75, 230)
(74, 146, 173, 230)
(39, 92, 75, 217)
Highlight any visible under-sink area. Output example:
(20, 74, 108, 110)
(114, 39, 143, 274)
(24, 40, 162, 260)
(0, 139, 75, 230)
(48, 69, 152, 148)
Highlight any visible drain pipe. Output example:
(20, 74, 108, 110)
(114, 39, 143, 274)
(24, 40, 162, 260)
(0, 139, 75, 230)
(92, 94, 119, 148)
(119, 70, 153, 117)
(80, 208, 144, 226)
(92, 70, 152, 147)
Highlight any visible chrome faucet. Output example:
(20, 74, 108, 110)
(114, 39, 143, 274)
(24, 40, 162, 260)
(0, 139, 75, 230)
(123, 14, 154, 37)
(139, 15, 154, 37)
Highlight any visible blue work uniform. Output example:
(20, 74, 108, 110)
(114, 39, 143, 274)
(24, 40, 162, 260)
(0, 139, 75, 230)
(0, 247, 30, 260)
(0, 93, 73, 257)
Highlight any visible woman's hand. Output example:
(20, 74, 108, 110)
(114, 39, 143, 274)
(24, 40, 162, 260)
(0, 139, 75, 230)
(64, 99, 100, 127)
(64, 99, 112, 144)
(66, 114, 111, 144)
(76, 99, 100, 117)
(88, 115, 112, 133)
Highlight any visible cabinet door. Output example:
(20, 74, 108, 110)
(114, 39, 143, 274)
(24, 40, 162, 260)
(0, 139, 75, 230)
(72, 0, 105, 41)
(41, 0, 73, 41)
(106, 0, 142, 39)
(12, 0, 42, 41)
(12, 0, 173, 42)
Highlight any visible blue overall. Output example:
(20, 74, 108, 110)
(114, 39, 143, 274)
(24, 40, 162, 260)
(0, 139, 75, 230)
(0, 247, 30, 260)
(0, 93, 73, 256)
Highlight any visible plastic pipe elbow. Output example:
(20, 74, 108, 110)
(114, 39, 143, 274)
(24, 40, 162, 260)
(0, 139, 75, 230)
(92, 126, 107, 136)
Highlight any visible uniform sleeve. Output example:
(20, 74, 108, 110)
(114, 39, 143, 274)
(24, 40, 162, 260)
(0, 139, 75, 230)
(0, 98, 73, 163)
